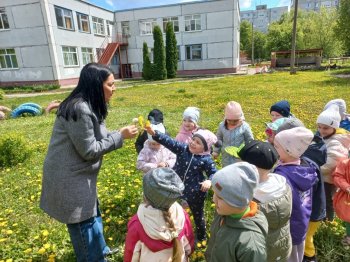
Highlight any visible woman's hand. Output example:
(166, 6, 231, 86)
(200, 180, 212, 192)
(120, 125, 138, 139)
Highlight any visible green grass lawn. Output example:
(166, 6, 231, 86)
(0, 70, 350, 261)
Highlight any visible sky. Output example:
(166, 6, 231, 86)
(87, 0, 291, 12)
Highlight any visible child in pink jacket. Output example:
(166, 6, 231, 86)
(137, 123, 176, 174)
(175, 107, 200, 143)
(124, 168, 194, 262)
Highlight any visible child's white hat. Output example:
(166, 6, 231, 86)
(317, 105, 341, 129)
(147, 123, 165, 141)
(274, 127, 314, 159)
(324, 99, 348, 120)
(183, 107, 200, 125)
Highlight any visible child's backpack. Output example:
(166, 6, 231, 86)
(301, 134, 327, 221)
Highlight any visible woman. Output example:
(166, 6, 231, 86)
(40, 63, 138, 261)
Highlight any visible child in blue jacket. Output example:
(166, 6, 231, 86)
(146, 125, 217, 242)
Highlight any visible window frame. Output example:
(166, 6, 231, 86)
(185, 44, 202, 60)
(62, 46, 79, 67)
(184, 14, 201, 32)
(0, 48, 18, 69)
(139, 19, 157, 35)
(121, 21, 130, 36)
(76, 12, 90, 33)
(106, 20, 114, 36)
(92, 16, 105, 36)
(0, 8, 10, 30)
(54, 6, 74, 30)
(163, 17, 179, 33)
(81, 47, 94, 65)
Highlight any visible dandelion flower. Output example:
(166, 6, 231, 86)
(42, 230, 49, 237)
(37, 248, 46, 254)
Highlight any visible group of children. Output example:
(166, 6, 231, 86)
(123, 98, 350, 262)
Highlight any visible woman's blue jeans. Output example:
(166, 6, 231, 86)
(67, 209, 110, 262)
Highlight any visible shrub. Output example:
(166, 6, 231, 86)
(0, 133, 32, 168)
(0, 89, 4, 100)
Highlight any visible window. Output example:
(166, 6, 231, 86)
(163, 17, 179, 32)
(139, 19, 157, 35)
(106, 20, 113, 36)
(0, 49, 18, 69)
(121, 21, 130, 36)
(177, 46, 181, 61)
(81, 47, 94, 65)
(185, 14, 201, 32)
(92, 16, 105, 35)
(55, 6, 74, 30)
(186, 44, 202, 60)
(77, 13, 90, 33)
(62, 46, 78, 66)
(0, 8, 9, 30)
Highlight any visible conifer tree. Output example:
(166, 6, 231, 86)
(142, 42, 152, 80)
(152, 25, 167, 80)
(165, 22, 178, 78)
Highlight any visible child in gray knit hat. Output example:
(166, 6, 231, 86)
(205, 162, 268, 262)
(175, 106, 200, 144)
(124, 168, 194, 262)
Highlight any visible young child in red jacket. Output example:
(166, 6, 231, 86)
(124, 168, 194, 262)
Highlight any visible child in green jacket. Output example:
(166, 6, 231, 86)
(205, 162, 268, 262)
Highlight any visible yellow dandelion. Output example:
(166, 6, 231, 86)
(44, 243, 50, 249)
(201, 240, 207, 246)
(106, 218, 111, 223)
(131, 204, 135, 208)
(24, 248, 32, 254)
(0, 238, 7, 242)
(37, 248, 46, 254)
(108, 237, 113, 241)
(197, 242, 202, 248)
(42, 230, 49, 237)
(5, 259, 13, 262)
(6, 230, 13, 235)
(33, 235, 39, 240)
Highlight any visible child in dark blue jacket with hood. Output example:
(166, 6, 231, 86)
(145, 125, 217, 242)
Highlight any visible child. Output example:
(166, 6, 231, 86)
(136, 123, 176, 174)
(205, 162, 268, 262)
(135, 109, 165, 154)
(270, 100, 292, 122)
(324, 99, 350, 131)
(124, 167, 194, 261)
(273, 127, 317, 262)
(275, 119, 327, 262)
(146, 126, 217, 242)
(175, 106, 200, 143)
(212, 101, 254, 167)
(238, 140, 292, 262)
(265, 117, 288, 144)
(333, 159, 350, 246)
(316, 105, 350, 221)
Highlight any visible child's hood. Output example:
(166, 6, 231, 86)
(143, 140, 163, 151)
(332, 129, 350, 149)
(274, 164, 317, 192)
(137, 202, 185, 242)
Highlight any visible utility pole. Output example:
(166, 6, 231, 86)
(251, 21, 254, 65)
(290, 0, 298, 74)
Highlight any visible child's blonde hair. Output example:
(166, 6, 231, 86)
(162, 210, 184, 262)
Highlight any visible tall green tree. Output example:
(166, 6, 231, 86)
(336, 0, 350, 55)
(142, 42, 152, 80)
(152, 25, 167, 80)
(165, 22, 178, 78)
(240, 20, 252, 52)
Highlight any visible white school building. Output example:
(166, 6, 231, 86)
(0, 0, 240, 86)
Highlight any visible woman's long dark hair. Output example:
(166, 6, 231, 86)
(57, 63, 113, 122)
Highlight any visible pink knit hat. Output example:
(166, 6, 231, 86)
(193, 129, 218, 155)
(274, 127, 314, 159)
(224, 101, 244, 120)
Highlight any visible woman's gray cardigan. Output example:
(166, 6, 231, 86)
(40, 102, 123, 224)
